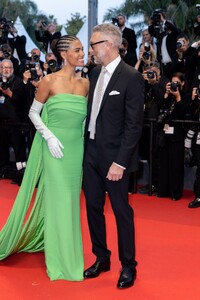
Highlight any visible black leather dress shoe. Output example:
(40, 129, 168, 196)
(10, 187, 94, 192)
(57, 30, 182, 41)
(84, 259, 110, 279)
(188, 198, 200, 208)
(117, 267, 137, 289)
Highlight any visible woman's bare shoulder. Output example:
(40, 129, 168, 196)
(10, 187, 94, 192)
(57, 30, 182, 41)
(42, 73, 56, 83)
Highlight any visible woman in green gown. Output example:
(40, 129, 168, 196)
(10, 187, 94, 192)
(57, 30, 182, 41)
(0, 35, 89, 281)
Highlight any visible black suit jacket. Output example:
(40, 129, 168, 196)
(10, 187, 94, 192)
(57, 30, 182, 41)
(122, 27, 137, 54)
(149, 21, 180, 61)
(85, 60, 144, 174)
(123, 51, 137, 67)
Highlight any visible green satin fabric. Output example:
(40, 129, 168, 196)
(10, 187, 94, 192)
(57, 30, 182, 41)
(0, 94, 87, 281)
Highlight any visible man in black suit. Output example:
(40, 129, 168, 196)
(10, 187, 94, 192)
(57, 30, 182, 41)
(117, 14, 137, 57)
(35, 21, 61, 53)
(0, 59, 28, 174)
(148, 11, 180, 79)
(8, 26, 27, 62)
(83, 23, 144, 289)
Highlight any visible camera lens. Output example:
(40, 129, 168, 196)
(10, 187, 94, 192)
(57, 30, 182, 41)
(176, 40, 183, 49)
(47, 59, 57, 68)
(196, 88, 200, 96)
(170, 81, 181, 92)
(147, 70, 155, 79)
(143, 51, 150, 60)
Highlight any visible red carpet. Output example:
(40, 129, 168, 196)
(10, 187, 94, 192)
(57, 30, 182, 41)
(0, 179, 200, 300)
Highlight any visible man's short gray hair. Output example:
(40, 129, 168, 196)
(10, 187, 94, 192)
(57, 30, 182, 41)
(93, 23, 122, 48)
(1, 59, 13, 66)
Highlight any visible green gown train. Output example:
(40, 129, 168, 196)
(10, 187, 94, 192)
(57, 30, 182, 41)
(0, 94, 87, 281)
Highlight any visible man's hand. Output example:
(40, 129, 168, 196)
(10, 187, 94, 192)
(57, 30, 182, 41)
(106, 163, 124, 181)
(0, 87, 12, 98)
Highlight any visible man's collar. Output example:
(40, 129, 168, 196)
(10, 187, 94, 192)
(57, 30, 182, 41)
(120, 25, 126, 31)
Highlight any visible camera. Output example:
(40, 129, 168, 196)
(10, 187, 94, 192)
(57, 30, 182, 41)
(81, 66, 89, 78)
(47, 59, 57, 69)
(142, 42, 151, 59)
(0, 17, 14, 30)
(119, 47, 125, 56)
(170, 81, 181, 92)
(157, 109, 169, 123)
(150, 9, 163, 34)
(2, 51, 11, 58)
(0, 76, 10, 90)
(41, 21, 47, 27)
(147, 70, 156, 79)
(150, 9, 162, 24)
(112, 18, 119, 26)
(26, 52, 40, 63)
(0, 17, 14, 42)
(25, 61, 39, 81)
(176, 39, 184, 49)
(196, 87, 200, 96)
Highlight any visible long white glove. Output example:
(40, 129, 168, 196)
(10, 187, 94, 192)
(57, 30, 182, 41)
(29, 98, 64, 158)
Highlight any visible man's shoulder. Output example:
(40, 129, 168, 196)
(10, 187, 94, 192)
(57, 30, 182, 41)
(123, 26, 135, 34)
(118, 61, 143, 84)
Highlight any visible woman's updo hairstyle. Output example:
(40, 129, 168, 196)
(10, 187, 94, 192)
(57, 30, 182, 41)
(51, 35, 79, 60)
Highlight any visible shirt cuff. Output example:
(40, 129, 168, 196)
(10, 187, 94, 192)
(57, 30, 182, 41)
(113, 162, 126, 170)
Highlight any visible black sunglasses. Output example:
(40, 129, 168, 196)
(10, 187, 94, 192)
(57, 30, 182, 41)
(90, 40, 108, 50)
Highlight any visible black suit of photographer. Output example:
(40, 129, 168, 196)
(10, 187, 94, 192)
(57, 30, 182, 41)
(156, 83, 189, 199)
(149, 20, 180, 78)
(35, 29, 61, 53)
(0, 75, 28, 168)
(139, 70, 168, 190)
(8, 35, 27, 62)
(121, 27, 137, 55)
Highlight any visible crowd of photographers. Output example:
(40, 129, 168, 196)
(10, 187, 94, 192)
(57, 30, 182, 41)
(0, 17, 61, 184)
(131, 8, 200, 208)
(0, 10, 200, 207)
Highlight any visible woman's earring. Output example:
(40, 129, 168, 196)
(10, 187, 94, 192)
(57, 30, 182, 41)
(64, 58, 67, 65)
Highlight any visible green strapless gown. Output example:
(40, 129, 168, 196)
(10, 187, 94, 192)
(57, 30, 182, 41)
(0, 94, 87, 281)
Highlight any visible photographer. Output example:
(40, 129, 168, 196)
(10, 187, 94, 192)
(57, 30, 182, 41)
(138, 61, 168, 195)
(0, 43, 19, 76)
(156, 72, 189, 200)
(22, 50, 44, 118)
(0, 59, 28, 179)
(81, 51, 98, 79)
(115, 14, 137, 57)
(43, 52, 60, 75)
(35, 21, 61, 53)
(184, 87, 200, 208)
(135, 41, 157, 72)
(119, 38, 137, 67)
(19, 47, 44, 78)
(148, 10, 181, 78)
(0, 17, 27, 62)
(139, 28, 157, 54)
(0, 17, 14, 44)
(172, 33, 198, 87)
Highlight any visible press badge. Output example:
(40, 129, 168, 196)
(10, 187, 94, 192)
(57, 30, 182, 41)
(0, 96, 5, 104)
(164, 124, 174, 134)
